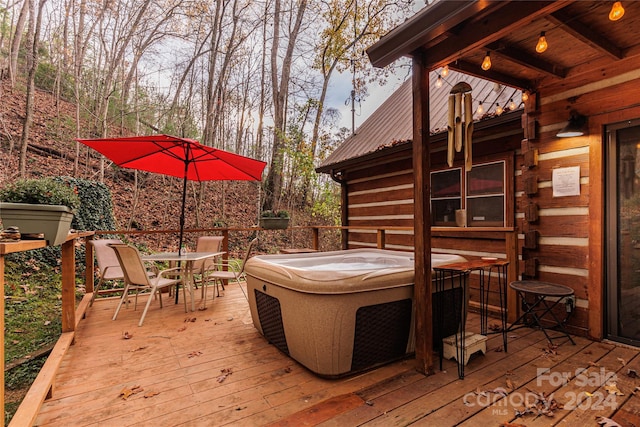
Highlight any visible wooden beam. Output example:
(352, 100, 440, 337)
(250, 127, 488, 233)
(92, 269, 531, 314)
(451, 60, 533, 91)
(422, 1, 575, 70)
(412, 55, 433, 375)
(1, 253, 4, 416)
(486, 41, 568, 79)
(548, 10, 625, 60)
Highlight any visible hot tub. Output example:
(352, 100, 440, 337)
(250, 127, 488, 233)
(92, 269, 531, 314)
(244, 248, 466, 377)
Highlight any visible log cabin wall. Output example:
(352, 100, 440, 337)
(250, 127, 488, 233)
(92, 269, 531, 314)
(342, 115, 523, 317)
(525, 55, 640, 340)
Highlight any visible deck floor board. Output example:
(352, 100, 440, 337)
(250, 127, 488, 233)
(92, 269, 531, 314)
(32, 282, 639, 426)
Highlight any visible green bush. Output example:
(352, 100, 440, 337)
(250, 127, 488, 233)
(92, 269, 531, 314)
(0, 178, 80, 211)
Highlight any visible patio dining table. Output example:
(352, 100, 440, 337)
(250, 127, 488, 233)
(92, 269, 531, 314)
(141, 251, 225, 312)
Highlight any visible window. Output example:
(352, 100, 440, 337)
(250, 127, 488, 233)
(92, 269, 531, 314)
(431, 168, 461, 226)
(431, 160, 506, 227)
(466, 161, 505, 227)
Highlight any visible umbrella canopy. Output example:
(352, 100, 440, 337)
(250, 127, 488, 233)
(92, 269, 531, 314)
(77, 134, 267, 249)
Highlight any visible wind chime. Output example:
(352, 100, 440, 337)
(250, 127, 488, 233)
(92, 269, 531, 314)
(447, 82, 474, 171)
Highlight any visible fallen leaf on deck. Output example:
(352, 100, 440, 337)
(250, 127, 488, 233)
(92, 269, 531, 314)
(197, 306, 208, 311)
(500, 423, 526, 427)
(123, 331, 132, 339)
(144, 391, 160, 398)
(495, 347, 504, 352)
(177, 326, 187, 332)
(489, 323, 502, 331)
(284, 367, 292, 373)
(184, 317, 196, 322)
(217, 368, 233, 383)
(130, 346, 147, 352)
(617, 357, 627, 366)
(584, 350, 592, 354)
(597, 416, 622, 427)
(633, 386, 640, 395)
(506, 378, 515, 391)
(627, 369, 638, 378)
(187, 350, 202, 358)
(119, 385, 144, 400)
(589, 361, 600, 367)
(604, 383, 624, 396)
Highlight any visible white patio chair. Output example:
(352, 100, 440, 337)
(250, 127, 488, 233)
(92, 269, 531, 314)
(206, 238, 257, 302)
(191, 235, 224, 306)
(109, 243, 184, 326)
(88, 238, 125, 306)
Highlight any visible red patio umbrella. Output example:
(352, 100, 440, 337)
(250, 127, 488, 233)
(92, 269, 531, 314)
(77, 134, 267, 250)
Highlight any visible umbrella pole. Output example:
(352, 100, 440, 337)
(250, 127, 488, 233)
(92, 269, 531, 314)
(179, 175, 188, 252)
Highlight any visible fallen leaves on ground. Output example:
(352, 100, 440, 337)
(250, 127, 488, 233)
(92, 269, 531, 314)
(119, 385, 144, 400)
(617, 357, 627, 366)
(500, 423, 526, 427)
(489, 323, 502, 331)
(144, 391, 160, 398)
(627, 368, 638, 378)
(589, 361, 600, 367)
(130, 346, 147, 352)
(506, 378, 516, 391)
(122, 331, 132, 339)
(217, 368, 233, 383)
(187, 350, 202, 358)
(184, 317, 196, 322)
(177, 325, 187, 332)
(597, 416, 622, 426)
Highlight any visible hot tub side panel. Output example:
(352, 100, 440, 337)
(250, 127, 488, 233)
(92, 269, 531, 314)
(245, 274, 414, 377)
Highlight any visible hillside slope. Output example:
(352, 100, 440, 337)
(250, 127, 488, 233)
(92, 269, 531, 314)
(0, 82, 317, 253)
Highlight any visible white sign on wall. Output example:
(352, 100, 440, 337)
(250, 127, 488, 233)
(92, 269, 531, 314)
(552, 166, 581, 197)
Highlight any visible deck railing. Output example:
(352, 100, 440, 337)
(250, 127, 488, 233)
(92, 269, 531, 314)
(3, 225, 517, 426)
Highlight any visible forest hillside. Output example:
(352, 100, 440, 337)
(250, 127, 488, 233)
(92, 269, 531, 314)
(0, 82, 338, 253)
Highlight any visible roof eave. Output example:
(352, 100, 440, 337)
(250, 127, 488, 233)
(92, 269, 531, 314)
(366, 0, 494, 68)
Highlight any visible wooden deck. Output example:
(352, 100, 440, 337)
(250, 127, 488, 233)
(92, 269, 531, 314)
(33, 282, 640, 426)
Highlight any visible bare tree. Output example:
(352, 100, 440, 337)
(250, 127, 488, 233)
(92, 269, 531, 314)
(263, 0, 308, 211)
(18, 0, 46, 176)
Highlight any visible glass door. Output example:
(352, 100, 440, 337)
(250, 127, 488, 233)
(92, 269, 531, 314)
(606, 120, 640, 345)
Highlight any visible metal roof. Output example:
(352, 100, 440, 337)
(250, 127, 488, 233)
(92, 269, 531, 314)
(318, 69, 521, 172)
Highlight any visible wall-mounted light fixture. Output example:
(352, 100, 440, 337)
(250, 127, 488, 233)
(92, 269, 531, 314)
(556, 110, 588, 137)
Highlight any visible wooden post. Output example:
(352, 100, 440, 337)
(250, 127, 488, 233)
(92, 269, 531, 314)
(61, 237, 76, 333)
(1, 251, 5, 416)
(85, 235, 95, 294)
(505, 230, 519, 323)
(377, 229, 386, 249)
(312, 227, 319, 250)
(412, 56, 433, 375)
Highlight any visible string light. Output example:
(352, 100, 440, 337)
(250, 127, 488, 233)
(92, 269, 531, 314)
(509, 99, 517, 110)
(522, 91, 529, 102)
(481, 52, 491, 71)
(536, 32, 548, 53)
(609, 1, 624, 21)
(477, 101, 484, 115)
(435, 74, 443, 88)
(496, 103, 503, 116)
(441, 65, 450, 77)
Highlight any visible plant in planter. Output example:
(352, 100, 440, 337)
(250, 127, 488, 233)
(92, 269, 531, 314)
(259, 209, 290, 229)
(0, 178, 81, 245)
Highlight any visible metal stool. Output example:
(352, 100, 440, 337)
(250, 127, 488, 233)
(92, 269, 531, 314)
(507, 280, 576, 346)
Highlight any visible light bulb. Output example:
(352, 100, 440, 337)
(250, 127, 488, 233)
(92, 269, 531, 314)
(496, 103, 503, 115)
(609, 1, 624, 21)
(481, 52, 491, 71)
(435, 74, 443, 88)
(477, 102, 484, 115)
(441, 65, 450, 77)
(522, 91, 529, 102)
(536, 32, 548, 53)
(509, 99, 516, 110)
